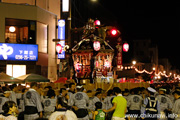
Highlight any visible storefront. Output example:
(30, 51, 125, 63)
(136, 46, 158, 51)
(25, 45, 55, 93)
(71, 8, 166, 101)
(0, 2, 57, 80)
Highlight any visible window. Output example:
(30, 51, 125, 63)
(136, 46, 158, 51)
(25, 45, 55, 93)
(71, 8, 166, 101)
(37, 22, 48, 53)
(5, 18, 36, 44)
(6, 64, 26, 78)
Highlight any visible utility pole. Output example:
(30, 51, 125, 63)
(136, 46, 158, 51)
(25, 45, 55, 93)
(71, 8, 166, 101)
(67, 0, 72, 48)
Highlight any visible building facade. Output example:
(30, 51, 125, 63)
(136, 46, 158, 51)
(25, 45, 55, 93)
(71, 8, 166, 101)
(0, 2, 59, 81)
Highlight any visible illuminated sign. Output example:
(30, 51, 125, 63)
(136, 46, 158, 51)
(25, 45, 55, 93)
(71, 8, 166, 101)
(62, 0, 69, 12)
(57, 41, 65, 59)
(0, 43, 38, 61)
(58, 19, 65, 40)
(56, 44, 62, 54)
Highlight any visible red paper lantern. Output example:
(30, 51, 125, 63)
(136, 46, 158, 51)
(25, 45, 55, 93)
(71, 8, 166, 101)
(123, 43, 129, 52)
(93, 41, 100, 51)
(94, 20, 101, 26)
(56, 44, 62, 53)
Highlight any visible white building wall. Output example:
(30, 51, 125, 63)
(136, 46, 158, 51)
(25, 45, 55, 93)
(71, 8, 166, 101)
(0, 2, 57, 81)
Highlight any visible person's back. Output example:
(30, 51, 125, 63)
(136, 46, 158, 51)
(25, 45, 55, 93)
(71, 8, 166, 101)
(95, 109, 105, 120)
(112, 94, 127, 118)
(24, 82, 43, 120)
(94, 102, 105, 120)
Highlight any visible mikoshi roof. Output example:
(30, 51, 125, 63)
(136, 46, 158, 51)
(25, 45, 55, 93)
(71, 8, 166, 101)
(72, 36, 114, 52)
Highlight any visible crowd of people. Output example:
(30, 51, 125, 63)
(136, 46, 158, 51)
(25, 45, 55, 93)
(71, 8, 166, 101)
(0, 81, 180, 120)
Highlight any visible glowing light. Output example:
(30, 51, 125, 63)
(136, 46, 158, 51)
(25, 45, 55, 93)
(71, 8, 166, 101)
(26, 85, 30, 88)
(104, 60, 110, 68)
(110, 29, 117, 36)
(56, 44, 62, 53)
(94, 20, 101, 26)
(123, 43, 129, 52)
(75, 63, 80, 70)
(9, 26, 16, 32)
(93, 41, 100, 51)
(132, 60, 136, 65)
(6, 64, 26, 78)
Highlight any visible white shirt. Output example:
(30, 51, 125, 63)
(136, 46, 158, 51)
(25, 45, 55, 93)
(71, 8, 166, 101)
(0, 114, 17, 120)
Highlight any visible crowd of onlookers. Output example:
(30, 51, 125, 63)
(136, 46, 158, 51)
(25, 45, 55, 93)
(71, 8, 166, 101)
(0, 81, 180, 120)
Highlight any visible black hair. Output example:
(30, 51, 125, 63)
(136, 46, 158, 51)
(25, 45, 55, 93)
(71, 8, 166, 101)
(47, 89, 55, 98)
(107, 90, 113, 96)
(60, 88, 66, 93)
(95, 92, 101, 96)
(69, 83, 75, 88)
(30, 82, 38, 88)
(2, 87, 10, 93)
(95, 102, 102, 110)
(44, 86, 52, 90)
(2, 101, 16, 114)
(87, 90, 92, 93)
(22, 88, 27, 93)
(96, 88, 103, 92)
(9, 84, 17, 90)
(57, 97, 68, 108)
(134, 88, 139, 94)
(113, 87, 121, 94)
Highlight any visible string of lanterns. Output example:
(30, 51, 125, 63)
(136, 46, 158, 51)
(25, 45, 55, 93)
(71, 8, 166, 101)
(134, 67, 180, 80)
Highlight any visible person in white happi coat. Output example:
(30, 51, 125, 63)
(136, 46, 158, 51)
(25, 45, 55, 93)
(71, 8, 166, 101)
(23, 82, 43, 120)
(42, 89, 57, 118)
(68, 84, 89, 120)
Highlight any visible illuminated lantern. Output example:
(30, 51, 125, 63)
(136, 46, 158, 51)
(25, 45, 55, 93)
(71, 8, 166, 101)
(110, 29, 117, 36)
(94, 20, 101, 26)
(75, 62, 80, 72)
(93, 41, 100, 51)
(56, 44, 62, 53)
(96, 61, 99, 67)
(104, 60, 110, 68)
(123, 43, 129, 52)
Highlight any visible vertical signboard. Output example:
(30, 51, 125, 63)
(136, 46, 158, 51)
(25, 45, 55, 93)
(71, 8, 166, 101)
(116, 43, 123, 71)
(58, 19, 66, 59)
(62, 0, 69, 12)
(57, 40, 65, 59)
(58, 19, 65, 40)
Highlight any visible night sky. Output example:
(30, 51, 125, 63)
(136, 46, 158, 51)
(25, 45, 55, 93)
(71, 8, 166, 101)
(72, 0, 180, 69)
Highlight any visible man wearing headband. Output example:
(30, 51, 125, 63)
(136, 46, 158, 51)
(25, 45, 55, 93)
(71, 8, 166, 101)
(157, 87, 173, 120)
(68, 84, 89, 120)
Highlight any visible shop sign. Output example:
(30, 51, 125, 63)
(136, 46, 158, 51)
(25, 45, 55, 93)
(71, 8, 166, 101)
(57, 40, 65, 59)
(116, 43, 122, 71)
(0, 43, 38, 61)
(58, 19, 65, 40)
(62, 0, 69, 12)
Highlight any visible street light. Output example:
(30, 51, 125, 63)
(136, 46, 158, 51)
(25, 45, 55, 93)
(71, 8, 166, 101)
(132, 60, 136, 79)
(92, 0, 97, 1)
(132, 60, 136, 65)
